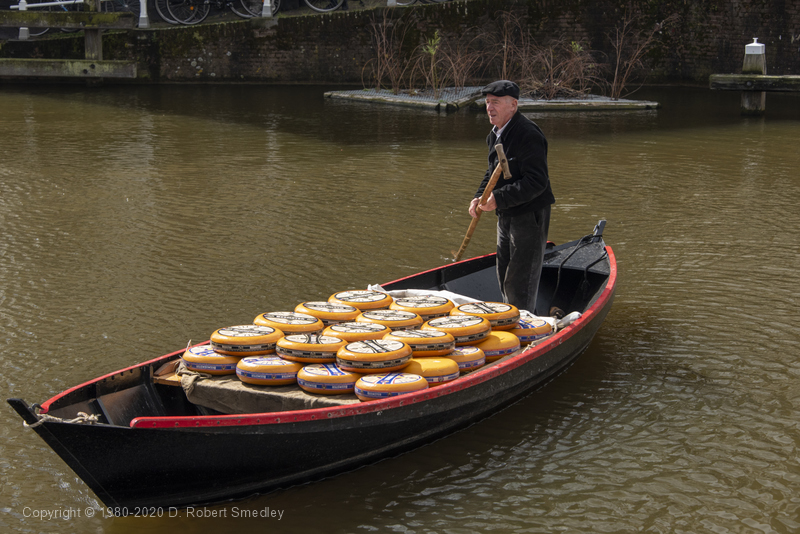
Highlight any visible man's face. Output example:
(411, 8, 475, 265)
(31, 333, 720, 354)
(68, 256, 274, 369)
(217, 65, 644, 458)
(486, 95, 517, 129)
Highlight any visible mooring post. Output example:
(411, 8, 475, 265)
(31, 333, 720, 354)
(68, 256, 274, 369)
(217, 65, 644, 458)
(741, 38, 766, 115)
(84, 0, 102, 61)
(138, 0, 149, 28)
(261, 0, 272, 18)
(17, 0, 29, 41)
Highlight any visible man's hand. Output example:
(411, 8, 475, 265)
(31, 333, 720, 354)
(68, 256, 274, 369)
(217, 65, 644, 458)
(479, 193, 497, 212)
(469, 197, 481, 218)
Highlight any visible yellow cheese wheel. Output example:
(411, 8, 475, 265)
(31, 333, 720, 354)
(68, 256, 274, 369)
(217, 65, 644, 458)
(383, 329, 456, 357)
(210, 325, 283, 356)
(389, 295, 454, 320)
(450, 302, 520, 330)
(297, 363, 360, 395)
(356, 309, 423, 331)
(253, 311, 324, 335)
(336, 339, 413, 374)
(474, 330, 521, 362)
(510, 317, 553, 345)
(294, 301, 360, 326)
(236, 356, 302, 385)
(328, 290, 393, 311)
(322, 322, 391, 343)
(276, 334, 347, 364)
(354, 372, 429, 401)
(447, 346, 486, 373)
(402, 357, 460, 386)
(423, 315, 491, 346)
(181, 345, 239, 375)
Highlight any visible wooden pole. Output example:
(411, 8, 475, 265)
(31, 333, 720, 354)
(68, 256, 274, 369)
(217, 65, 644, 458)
(741, 38, 766, 115)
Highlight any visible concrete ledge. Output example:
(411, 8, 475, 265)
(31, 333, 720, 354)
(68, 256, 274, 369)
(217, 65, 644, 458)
(0, 10, 135, 30)
(0, 59, 137, 78)
(709, 74, 800, 92)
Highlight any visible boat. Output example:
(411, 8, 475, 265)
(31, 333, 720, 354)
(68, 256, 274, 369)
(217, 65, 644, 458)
(7, 220, 616, 511)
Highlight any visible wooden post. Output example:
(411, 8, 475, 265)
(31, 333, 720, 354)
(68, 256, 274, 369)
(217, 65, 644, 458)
(741, 38, 766, 115)
(84, 0, 102, 61)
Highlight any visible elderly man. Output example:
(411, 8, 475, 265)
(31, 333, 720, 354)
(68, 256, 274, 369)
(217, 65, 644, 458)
(469, 80, 555, 315)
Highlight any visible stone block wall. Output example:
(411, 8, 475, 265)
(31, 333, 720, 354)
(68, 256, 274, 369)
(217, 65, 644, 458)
(0, 0, 798, 84)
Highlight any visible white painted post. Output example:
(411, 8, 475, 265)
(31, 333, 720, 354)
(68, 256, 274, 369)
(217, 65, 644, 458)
(387, 0, 396, 6)
(742, 38, 766, 115)
(138, 0, 149, 28)
(18, 0, 29, 41)
(261, 0, 272, 18)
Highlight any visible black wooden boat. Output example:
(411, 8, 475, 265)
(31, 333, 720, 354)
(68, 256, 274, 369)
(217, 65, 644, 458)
(7, 221, 616, 511)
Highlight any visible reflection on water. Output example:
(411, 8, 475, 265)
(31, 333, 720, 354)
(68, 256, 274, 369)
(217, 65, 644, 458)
(1, 85, 799, 534)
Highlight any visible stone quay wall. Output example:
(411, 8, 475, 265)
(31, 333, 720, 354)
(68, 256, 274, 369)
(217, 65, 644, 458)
(1, 0, 798, 84)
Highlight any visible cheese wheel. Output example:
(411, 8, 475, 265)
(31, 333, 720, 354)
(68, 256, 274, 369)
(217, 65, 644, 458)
(383, 329, 455, 357)
(236, 356, 302, 385)
(276, 334, 347, 364)
(295, 301, 360, 326)
(328, 290, 393, 311)
(356, 309, 423, 331)
(354, 372, 428, 401)
(336, 339, 413, 373)
(181, 345, 239, 375)
(474, 330, 521, 362)
(322, 322, 390, 343)
(389, 295, 454, 320)
(450, 302, 520, 330)
(402, 357, 460, 386)
(210, 325, 282, 356)
(447, 346, 486, 373)
(254, 311, 324, 335)
(297, 363, 359, 395)
(423, 315, 491, 346)
(510, 317, 553, 344)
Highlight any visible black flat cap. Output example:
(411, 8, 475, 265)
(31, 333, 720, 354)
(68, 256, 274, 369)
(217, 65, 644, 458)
(481, 80, 520, 99)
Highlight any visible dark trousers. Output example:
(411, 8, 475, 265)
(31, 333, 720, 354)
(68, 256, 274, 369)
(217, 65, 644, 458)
(496, 205, 551, 314)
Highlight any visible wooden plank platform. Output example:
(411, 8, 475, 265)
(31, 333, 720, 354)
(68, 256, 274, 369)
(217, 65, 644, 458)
(0, 10, 135, 30)
(0, 58, 137, 78)
(709, 74, 800, 92)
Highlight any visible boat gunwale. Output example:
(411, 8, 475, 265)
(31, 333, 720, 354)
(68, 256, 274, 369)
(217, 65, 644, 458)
(38, 247, 616, 429)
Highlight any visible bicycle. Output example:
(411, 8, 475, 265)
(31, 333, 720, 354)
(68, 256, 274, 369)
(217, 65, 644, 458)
(165, 0, 278, 24)
(301, 0, 343, 13)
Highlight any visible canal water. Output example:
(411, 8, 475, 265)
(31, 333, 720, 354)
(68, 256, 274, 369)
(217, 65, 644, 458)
(1, 84, 798, 533)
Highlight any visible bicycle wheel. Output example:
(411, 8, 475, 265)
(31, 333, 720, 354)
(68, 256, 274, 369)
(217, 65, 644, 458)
(229, 0, 253, 18)
(394, 0, 417, 5)
(166, 0, 210, 24)
(24, 3, 52, 37)
(154, 0, 180, 24)
(239, 0, 279, 17)
(108, 0, 142, 20)
(302, 0, 342, 13)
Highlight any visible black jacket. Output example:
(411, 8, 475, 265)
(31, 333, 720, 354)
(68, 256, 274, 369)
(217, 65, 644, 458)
(475, 111, 555, 216)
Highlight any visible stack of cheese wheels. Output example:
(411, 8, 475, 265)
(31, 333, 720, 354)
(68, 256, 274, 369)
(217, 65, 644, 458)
(450, 302, 520, 330)
(510, 316, 553, 345)
(403, 357, 460, 386)
(383, 329, 455, 357)
(297, 363, 360, 395)
(356, 309, 423, 331)
(210, 325, 283, 356)
(336, 339, 413, 373)
(329, 290, 393, 311)
(295, 301, 360, 326)
(322, 322, 390, 343)
(446, 346, 486, 373)
(182, 344, 239, 375)
(474, 330, 521, 362)
(276, 334, 347, 364)
(423, 315, 491, 346)
(236, 356, 303, 385)
(389, 295, 454, 320)
(354, 372, 428, 401)
(254, 311, 324, 336)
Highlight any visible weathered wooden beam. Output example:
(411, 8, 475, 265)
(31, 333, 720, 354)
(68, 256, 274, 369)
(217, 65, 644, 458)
(709, 74, 800, 92)
(0, 59, 137, 78)
(0, 10, 135, 29)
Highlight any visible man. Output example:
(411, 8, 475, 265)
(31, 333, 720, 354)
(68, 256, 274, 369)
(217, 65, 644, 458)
(469, 80, 555, 314)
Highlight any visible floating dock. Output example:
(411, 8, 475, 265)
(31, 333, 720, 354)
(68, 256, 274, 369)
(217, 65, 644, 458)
(324, 87, 660, 112)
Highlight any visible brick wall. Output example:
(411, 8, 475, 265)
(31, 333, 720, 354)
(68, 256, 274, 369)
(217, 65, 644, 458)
(1, 0, 798, 83)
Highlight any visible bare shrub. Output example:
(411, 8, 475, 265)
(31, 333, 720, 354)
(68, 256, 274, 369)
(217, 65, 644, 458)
(521, 39, 605, 100)
(363, 10, 414, 94)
